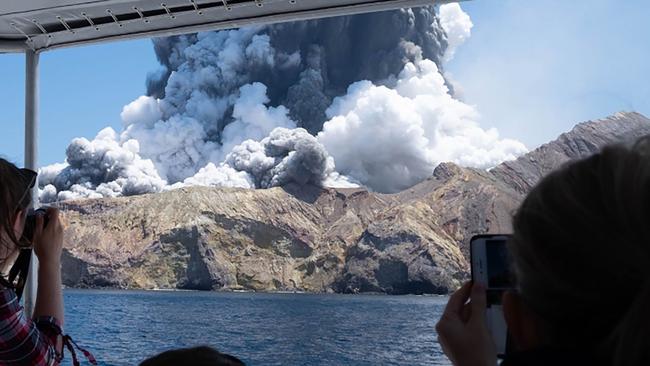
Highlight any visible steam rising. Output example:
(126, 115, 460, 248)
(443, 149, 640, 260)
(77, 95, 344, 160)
(318, 59, 526, 193)
(439, 3, 473, 62)
(40, 4, 527, 202)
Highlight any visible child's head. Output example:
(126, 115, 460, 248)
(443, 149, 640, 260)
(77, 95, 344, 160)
(140, 346, 245, 366)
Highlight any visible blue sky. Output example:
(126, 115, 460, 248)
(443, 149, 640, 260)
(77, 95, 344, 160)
(1, 0, 649, 167)
(1, 39, 159, 165)
(448, 0, 650, 147)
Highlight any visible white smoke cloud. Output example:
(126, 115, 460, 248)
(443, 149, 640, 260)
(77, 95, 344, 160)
(120, 95, 163, 128)
(57, 183, 104, 201)
(317, 59, 527, 193)
(439, 3, 473, 62)
(171, 163, 254, 189)
(39, 162, 68, 187)
(39, 184, 58, 204)
(220, 83, 297, 155)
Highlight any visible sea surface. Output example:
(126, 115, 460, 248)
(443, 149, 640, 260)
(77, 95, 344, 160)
(62, 289, 450, 366)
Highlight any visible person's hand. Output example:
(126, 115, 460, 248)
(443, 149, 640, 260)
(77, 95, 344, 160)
(31, 207, 64, 267)
(435, 281, 497, 366)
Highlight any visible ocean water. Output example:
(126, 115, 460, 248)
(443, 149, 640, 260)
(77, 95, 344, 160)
(62, 290, 451, 366)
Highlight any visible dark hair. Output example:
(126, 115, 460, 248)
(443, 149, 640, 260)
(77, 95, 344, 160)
(139, 346, 245, 366)
(510, 138, 650, 365)
(0, 158, 33, 261)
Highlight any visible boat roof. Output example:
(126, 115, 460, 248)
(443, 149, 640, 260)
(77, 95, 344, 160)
(0, 0, 460, 53)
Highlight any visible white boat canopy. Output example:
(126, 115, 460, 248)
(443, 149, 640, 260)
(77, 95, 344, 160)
(0, 0, 461, 53)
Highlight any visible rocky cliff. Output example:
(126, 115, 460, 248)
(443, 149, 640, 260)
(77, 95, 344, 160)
(59, 112, 650, 294)
(491, 112, 650, 193)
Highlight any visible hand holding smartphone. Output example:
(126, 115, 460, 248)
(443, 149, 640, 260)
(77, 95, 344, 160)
(470, 234, 513, 358)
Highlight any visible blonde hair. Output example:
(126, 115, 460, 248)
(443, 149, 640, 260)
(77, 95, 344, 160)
(510, 137, 650, 365)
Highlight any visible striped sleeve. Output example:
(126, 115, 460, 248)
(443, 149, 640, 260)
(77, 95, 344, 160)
(0, 289, 62, 366)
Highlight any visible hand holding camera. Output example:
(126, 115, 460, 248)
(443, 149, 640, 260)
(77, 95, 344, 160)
(436, 281, 496, 366)
(436, 234, 514, 366)
(25, 207, 64, 267)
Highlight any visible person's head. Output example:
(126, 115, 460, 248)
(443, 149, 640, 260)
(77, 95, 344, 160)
(0, 158, 35, 266)
(504, 138, 650, 364)
(139, 346, 245, 366)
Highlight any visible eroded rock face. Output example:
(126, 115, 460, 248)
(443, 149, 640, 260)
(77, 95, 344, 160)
(335, 225, 465, 294)
(336, 164, 521, 294)
(59, 112, 650, 294)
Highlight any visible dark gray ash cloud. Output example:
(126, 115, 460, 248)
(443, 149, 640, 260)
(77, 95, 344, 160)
(146, 7, 448, 135)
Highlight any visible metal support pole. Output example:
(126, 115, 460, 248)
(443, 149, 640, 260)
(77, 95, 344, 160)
(24, 49, 40, 317)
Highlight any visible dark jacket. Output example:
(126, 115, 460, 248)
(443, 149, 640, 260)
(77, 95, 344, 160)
(501, 348, 603, 366)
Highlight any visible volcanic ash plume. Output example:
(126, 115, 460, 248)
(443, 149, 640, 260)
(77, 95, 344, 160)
(40, 4, 527, 202)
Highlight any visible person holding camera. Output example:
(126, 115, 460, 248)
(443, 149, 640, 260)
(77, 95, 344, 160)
(0, 158, 65, 365)
(436, 138, 650, 366)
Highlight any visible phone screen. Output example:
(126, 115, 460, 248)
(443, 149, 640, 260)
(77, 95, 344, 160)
(471, 235, 513, 357)
(486, 239, 512, 289)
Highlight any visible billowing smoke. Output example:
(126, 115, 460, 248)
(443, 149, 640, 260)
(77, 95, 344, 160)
(39, 128, 166, 202)
(40, 4, 528, 202)
(174, 127, 358, 190)
(318, 59, 526, 193)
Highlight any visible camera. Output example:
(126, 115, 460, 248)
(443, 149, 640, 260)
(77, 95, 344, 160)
(22, 208, 49, 245)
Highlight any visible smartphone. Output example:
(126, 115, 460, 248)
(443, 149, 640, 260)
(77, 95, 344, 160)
(470, 234, 513, 357)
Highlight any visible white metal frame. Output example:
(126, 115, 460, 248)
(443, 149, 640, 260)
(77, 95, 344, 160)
(24, 50, 40, 316)
(1, 0, 464, 53)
